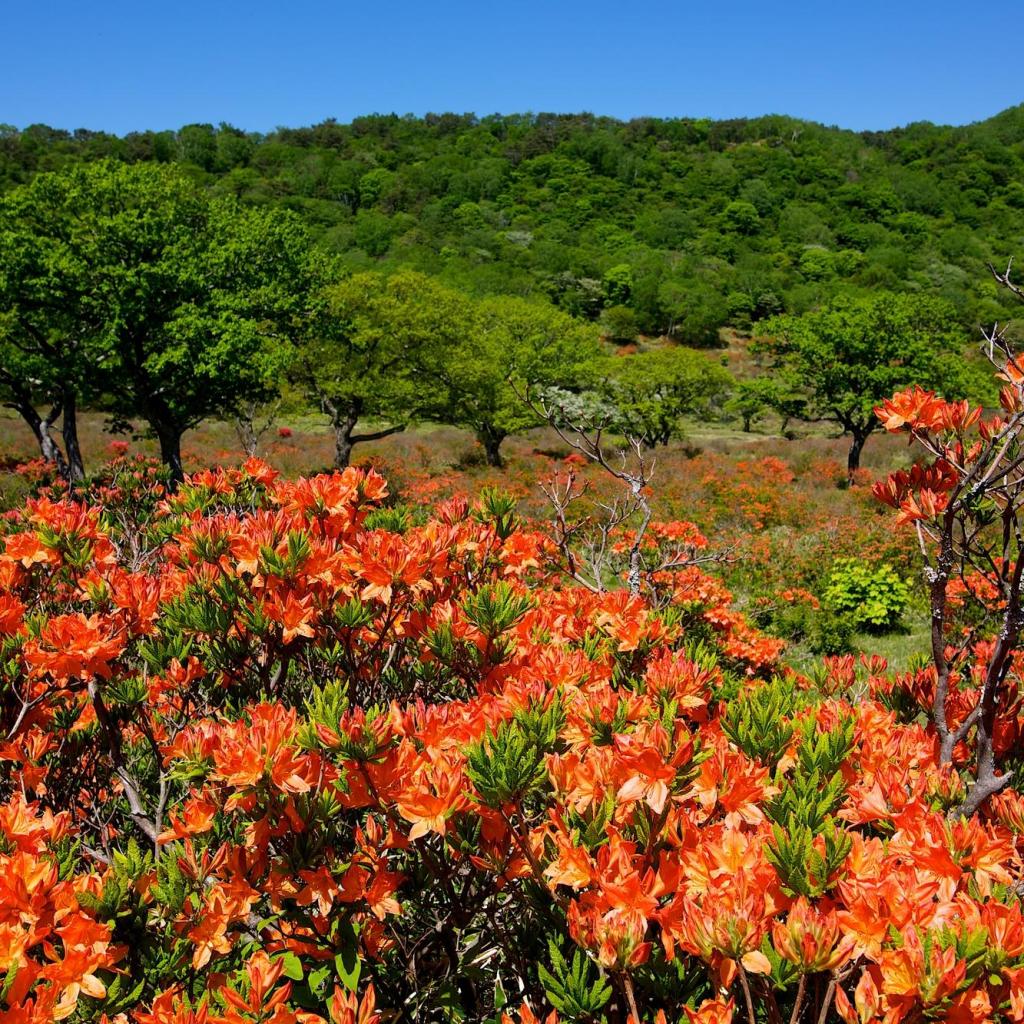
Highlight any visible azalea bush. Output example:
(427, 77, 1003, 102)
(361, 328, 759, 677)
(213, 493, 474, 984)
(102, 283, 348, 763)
(1, 414, 1024, 1024)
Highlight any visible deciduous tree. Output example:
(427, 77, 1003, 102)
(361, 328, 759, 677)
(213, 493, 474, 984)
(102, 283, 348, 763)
(757, 293, 985, 480)
(0, 172, 96, 479)
(585, 347, 733, 447)
(0, 161, 317, 485)
(424, 292, 600, 467)
(291, 270, 470, 469)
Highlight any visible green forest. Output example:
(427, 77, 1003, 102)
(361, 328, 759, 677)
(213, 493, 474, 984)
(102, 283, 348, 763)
(4, 107, 1024, 336)
(1, 107, 1022, 489)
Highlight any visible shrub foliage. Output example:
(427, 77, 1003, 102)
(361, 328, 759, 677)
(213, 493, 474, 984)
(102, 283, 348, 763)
(0, 436, 1023, 1024)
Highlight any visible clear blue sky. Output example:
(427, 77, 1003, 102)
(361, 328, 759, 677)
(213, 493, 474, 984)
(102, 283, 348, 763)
(3, 1, 1021, 135)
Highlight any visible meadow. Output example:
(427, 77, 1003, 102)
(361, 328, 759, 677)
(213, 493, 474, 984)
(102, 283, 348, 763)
(4, 114, 1024, 1024)
(0, 403, 927, 669)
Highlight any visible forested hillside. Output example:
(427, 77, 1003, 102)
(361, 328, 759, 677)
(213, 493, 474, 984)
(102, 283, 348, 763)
(4, 107, 1024, 341)
(13, 91, 1024, 1024)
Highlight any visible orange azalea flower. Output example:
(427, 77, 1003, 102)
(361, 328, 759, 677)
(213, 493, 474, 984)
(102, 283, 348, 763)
(24, 612, 125, 681)
(328, 982, 380, 1024)
(895, 488, 949, 526)
(502, 1004, 558, 1024)
(879, 927, 966, 1012)
(835, 967, 881, 1024)
(133, 988, 211, 1024)
(4, 530, 57, 568)
(158, 794, 218, 843)
(0, 593, 25, 635)
(210, 705, 318, 795)
(220, 951, 292, 1019)
(545, 828, 597, 889)
(263, 591, 317, 643)
(657, 876, 772, 985)
(395, 761, 470, 840)
(772, 897, 855, 974)
(683, 998, 735, 1024)
(613, 727, 691, 816)
(875, 387, 947, 433)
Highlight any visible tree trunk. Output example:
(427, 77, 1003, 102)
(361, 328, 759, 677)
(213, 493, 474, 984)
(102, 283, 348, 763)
(234, 399, 282, 458)
(61, 387, 85, 482)
(7, 395, 70, 480)
(332, 403, 360, 470)
(478, 427, 506, 468)
(140, 384, 187, 488)
(157, 427, 185, 489)
(37, 405, 68, 478)
(334, 427, 355, 470)
(324, 397, 406, 470)
(235, 402, 260, 457)
(847, 430, 869, 482)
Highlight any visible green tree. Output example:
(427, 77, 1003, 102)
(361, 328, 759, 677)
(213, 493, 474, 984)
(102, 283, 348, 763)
(757, 293, 985, 478)
(1, 161, 316, 485)
(722, 199, 760, 234)
(0, 174, 96, 479)
(587, 347, 734, 446)
(292, 270, 471, 469)
(658, 278, 727, 346)
(725, 380, 770, 433)
(599, 304, 639, 343)
(601, 263, 633, 306)
(425, 293, 600, 467)
(725, 375, 808, 435)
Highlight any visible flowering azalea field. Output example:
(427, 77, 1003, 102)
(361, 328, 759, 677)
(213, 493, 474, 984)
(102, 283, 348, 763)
(5, 371, 1024, 1024)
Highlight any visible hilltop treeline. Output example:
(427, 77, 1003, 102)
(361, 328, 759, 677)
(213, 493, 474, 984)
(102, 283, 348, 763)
(3, 108, 1024, 341)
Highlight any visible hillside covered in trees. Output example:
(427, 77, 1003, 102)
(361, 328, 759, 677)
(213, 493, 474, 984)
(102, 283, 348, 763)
(13, 91, 1024, 1024)
(4, 106, 1024, 343)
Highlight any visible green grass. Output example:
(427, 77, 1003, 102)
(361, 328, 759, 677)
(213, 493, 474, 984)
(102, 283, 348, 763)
(782, 606, 931, 676)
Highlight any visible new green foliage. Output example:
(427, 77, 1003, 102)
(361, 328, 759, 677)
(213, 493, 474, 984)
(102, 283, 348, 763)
(466, 700, 565, 808)
(721, 675, 800, 766)
(756, 293, 988, 477)
(764, 716, 856, 898)
(824, 559, 911, 633)
(538, 941, 612, 1021)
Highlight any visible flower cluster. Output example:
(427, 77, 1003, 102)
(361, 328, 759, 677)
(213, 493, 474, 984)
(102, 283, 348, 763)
(0, 455, 1022, 1024)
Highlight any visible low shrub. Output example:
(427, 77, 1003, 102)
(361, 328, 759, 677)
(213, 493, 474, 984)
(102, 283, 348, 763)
(808, 607, 857, 654)
(822, 557, 910, 633)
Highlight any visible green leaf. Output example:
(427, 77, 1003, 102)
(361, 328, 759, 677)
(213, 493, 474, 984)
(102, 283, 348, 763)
(335, 920, 362, 991)
(281, 952, 304, 981)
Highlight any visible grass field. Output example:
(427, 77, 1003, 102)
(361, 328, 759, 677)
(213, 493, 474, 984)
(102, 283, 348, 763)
(0, 404, 917, 487)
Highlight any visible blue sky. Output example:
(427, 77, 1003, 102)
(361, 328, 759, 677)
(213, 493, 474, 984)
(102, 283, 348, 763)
(3, 1, 1021, 134)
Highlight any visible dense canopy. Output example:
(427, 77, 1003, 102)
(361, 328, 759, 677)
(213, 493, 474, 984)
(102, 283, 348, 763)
(3, 107, 1024, 343)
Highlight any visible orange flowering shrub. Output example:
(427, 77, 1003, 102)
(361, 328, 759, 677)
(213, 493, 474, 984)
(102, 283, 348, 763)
(0, 451, 1023, 1024)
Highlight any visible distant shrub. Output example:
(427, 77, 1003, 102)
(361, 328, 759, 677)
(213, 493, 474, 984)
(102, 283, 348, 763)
(809, 608, 857, 655)
(823, 558, 910, 633)
(752, 588, 819, 642)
